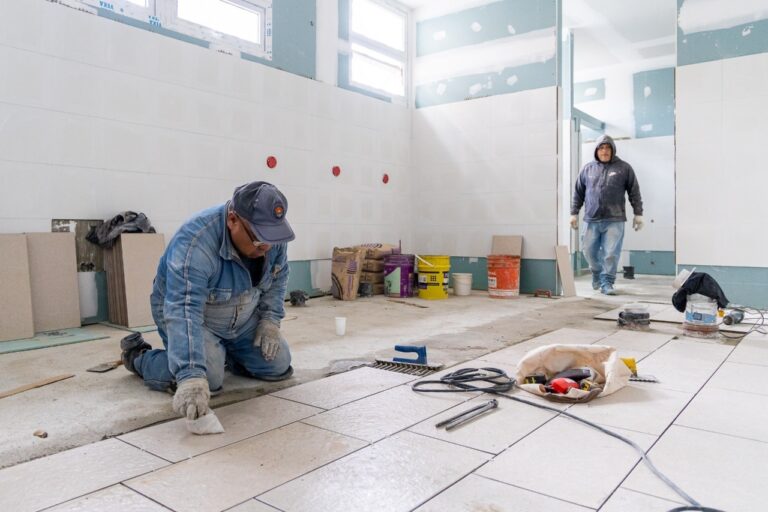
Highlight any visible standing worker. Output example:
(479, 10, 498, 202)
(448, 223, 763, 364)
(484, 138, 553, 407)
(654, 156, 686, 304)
(570, 135, 643, 295)
(120, 181, 295, 421)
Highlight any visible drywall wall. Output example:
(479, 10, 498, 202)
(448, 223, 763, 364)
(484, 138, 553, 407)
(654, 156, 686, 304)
(0, 0, 412, 267)
(676, 0, 768, 306)
(414, 0, 559, 108)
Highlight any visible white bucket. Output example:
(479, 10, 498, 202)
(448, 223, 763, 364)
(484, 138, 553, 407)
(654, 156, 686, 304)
(452, 273, 472, 296)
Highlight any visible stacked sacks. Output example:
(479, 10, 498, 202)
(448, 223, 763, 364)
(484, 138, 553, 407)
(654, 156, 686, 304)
(331, 247, 363, 301)
(357, 243, 400, 296)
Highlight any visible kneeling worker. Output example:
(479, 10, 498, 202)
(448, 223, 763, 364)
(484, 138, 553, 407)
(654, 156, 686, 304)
(120, 181, 295, 420)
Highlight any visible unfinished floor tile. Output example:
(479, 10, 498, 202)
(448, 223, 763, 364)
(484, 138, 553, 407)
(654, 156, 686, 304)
(408, 393, 557, 454)
(415, 474, 591, 511)
(270, 366, 415, 409)
(623, 425, 768, 511)
(570, 383, 693, 435)
(599, 488, 685, 512)
(46, 484, 169, 512)
(125, 422, 366, 512)
(476, 416, 656, 509)
(259, 431, 489, 512)
(301, 383, 469, 442)
(675, 387, 768, 442)
(728, 333, 768, 366)
(706, 361, 768, 395)
(477, 339, 540, 365)
(0, 439, 167, 512)
(119, 395, 321, 462)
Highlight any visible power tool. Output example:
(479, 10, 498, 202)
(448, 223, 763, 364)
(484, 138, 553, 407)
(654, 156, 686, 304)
(723, 309, 744, 325)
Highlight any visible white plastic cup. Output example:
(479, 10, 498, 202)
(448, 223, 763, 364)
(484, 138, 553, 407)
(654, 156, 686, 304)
(335, 317, 346, 336)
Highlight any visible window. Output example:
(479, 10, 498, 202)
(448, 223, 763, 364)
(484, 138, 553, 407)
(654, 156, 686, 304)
(80, 0, 272, 59)
(347, 0, 407, 99)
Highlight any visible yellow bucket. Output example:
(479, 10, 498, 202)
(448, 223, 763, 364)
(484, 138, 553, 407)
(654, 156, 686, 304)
(417, 255, 450, 300)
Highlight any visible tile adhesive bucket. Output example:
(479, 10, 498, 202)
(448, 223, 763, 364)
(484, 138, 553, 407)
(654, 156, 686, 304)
(384, 254, 415, 297)
(487, 255, 520, 298)
(417, 255, 450, 300)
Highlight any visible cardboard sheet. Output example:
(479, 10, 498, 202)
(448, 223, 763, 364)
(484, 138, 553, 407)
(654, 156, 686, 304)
(26, 233, 81, 332)
(0, 235, 35, 342)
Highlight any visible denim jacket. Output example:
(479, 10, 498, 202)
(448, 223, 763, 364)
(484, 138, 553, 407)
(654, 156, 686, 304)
(150, 203, 289, 382)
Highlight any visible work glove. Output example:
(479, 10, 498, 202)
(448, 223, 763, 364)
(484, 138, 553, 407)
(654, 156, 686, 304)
(633, 215, 644, 231)
(254, 320, 284, 361)
(172, 377, 210, 420)
(569, 215, 579, 230)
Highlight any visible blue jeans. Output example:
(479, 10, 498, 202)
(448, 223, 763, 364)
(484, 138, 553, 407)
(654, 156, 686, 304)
(134, 290, 291, 392)
(582, 221, 625, 288)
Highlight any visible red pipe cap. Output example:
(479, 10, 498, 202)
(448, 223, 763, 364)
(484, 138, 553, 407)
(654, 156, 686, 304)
(266, 156, 277, 169)
(382, 173, 390, 184)
(332, 166, 341, 177)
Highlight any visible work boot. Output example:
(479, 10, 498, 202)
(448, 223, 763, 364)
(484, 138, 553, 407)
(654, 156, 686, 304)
(601, 284, 617, 296)
(120, 332, 152, 375)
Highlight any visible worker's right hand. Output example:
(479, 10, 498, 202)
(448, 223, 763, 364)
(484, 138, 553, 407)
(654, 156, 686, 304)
(172, 377, 210, 420)
(569, 215, 579, 230)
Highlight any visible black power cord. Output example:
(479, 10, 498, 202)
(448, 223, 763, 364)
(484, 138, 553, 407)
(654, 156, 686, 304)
(413, 368, 726, 512)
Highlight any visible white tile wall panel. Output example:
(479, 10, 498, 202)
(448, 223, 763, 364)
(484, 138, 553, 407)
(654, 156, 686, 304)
(675, 59, 723, 108)
(722, 52, 768, 100)
(0, 0, 45, 52)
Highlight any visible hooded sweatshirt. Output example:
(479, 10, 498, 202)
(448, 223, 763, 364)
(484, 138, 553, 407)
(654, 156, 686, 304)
(571, 135, 643, 222)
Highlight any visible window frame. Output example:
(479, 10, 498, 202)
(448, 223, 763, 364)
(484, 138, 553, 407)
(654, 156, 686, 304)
(80, 0, 272, 60)
(346, 0, 409, 101)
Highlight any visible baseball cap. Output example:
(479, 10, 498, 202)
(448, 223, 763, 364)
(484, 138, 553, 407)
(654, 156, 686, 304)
(231, 181, 295, 244)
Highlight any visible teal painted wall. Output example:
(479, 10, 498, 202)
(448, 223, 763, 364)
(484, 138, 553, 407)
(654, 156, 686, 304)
(286, 260, 328, 298)
(630, 251, 676, 276)
(416, 0, 556, 56)
(448, 257, 557, 294)
(574, 79, 605, 104)
(99, 2, 316, 79)
(678, 264, 768, 309)
(415, 59, 556, 108)
(633, 68, 675, 138)
(677, 0, 768, 66)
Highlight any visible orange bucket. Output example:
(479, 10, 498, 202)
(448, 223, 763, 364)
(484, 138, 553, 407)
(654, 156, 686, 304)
(487, 255, 520, 298)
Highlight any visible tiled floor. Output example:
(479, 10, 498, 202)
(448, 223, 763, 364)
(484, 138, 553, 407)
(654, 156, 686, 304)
(2, 328, 767, 512)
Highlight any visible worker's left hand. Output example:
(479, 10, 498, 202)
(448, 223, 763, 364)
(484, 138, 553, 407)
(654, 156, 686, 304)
(633, 216, 644, 231)
(254, 320, 284, 361)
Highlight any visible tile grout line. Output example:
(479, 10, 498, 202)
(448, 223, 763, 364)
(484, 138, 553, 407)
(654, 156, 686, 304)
(594, 340, 739, 510)
(472, 474, 599, 511)
(671, 423, 768, 445)
(115, 482, 176, 512)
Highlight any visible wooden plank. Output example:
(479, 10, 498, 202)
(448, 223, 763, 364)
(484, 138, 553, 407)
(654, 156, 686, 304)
(0, 374, 75, 400)
(26, 233, 81, 332)
(555, 245, 577, 297)
(491, 235, 523, 256)
(0, 234, 35, 342)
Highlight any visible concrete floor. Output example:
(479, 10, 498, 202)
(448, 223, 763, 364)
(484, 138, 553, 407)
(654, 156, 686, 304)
(1, 272, 766, 511)
(0, 274, 672, 470)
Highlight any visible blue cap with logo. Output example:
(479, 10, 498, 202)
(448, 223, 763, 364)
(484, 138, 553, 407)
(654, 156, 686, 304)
(231, 181, 295, 244)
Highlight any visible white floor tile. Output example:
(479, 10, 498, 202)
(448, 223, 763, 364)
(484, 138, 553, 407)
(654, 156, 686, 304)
(259, 431, 489, 512)
(623, 425, 768, 511)
(524, 327, 612, 345)
(598, 330, 674, 353)
(706, 361, 768, 396)
(728, 334, 768, 367)
(675, 387, 768, 442)
(119, 395, 321, 462)
(227, 499, 281, 511)
(415, 474, 591, 511)
(571, 383, 693, 435)
(301, 384, 469, 442)
(634, 339, 731, 393)
(270, 366, 415, 409)
(0, 439, 167, 512)
(477, 339, 541, 366)
(124, 423, 367, 512)
(45, 484, 170, 512)
(408, 393, 557, 454)
(599, 488, 685, 511)
(476, 417, 656, 509)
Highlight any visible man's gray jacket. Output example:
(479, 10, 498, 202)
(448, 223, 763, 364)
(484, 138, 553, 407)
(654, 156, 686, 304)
(571, 135, 643, 222)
